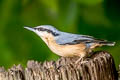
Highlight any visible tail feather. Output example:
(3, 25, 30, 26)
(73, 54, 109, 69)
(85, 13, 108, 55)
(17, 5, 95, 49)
(99, 41, 115, 46)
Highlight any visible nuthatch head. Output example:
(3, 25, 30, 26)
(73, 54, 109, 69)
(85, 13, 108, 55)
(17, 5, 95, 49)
(24, 25, 59, 38)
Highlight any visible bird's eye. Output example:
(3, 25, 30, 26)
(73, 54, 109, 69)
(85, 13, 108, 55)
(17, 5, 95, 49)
(38, 28, 41, 31)
(40, 28, 45, 31)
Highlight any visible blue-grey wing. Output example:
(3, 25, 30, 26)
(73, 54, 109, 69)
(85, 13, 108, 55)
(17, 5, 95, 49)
(55, 32, 114, 48)
(55, 32, 96, 45)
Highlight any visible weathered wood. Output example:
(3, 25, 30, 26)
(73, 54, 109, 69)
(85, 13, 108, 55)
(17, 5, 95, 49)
(118, 65, 120, 80)
(0, 51, 118, 80)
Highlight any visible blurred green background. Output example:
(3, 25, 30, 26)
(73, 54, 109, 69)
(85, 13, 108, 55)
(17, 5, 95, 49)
(0, 0, 120, 69)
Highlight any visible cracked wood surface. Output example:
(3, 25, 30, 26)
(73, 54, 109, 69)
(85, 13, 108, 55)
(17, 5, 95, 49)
(0, 51, 118, 80)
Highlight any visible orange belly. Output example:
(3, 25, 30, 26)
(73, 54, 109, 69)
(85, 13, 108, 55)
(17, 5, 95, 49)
(48, 42, 87, 57)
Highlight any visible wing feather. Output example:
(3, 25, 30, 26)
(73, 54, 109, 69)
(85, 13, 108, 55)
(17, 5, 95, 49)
(55, 32, 96, 45)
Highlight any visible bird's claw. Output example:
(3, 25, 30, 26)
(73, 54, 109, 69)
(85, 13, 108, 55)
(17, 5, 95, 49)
(75, 57, 89, 64)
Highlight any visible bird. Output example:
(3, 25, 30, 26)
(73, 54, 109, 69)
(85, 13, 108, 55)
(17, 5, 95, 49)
(24, 25, 115, 63)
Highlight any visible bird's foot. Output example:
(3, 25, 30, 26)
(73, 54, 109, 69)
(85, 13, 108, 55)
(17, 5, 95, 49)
(75, 57, 89, 64)
(75, 57, 83, 64)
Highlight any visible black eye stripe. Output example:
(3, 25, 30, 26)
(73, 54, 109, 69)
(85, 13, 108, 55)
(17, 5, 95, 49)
(33, 28, 37, 30)
(34, 28, 59, 36)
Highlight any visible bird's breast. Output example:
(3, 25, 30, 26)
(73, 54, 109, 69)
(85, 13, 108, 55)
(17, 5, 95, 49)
(48, 39, 87, 57)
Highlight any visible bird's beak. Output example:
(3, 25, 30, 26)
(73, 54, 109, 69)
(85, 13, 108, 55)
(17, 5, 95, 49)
(24, 26, 35, 32)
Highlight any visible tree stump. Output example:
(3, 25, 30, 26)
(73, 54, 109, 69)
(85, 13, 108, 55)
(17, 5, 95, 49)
(0, 51, 118, 80)
(118, 65, 120, 80)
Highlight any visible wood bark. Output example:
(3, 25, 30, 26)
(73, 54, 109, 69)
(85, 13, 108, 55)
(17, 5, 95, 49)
(0, 51, 118, 80)
(118, 65, 120, 80)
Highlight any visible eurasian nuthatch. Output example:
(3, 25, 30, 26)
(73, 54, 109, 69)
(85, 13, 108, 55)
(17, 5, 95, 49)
(24, 25, 115, 63)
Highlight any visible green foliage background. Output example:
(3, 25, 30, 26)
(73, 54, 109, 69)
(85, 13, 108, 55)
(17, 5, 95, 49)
(0, 0, 120, 68)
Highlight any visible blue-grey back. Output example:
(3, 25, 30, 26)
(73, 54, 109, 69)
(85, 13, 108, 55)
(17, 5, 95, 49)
(55, 31, 94, 45)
